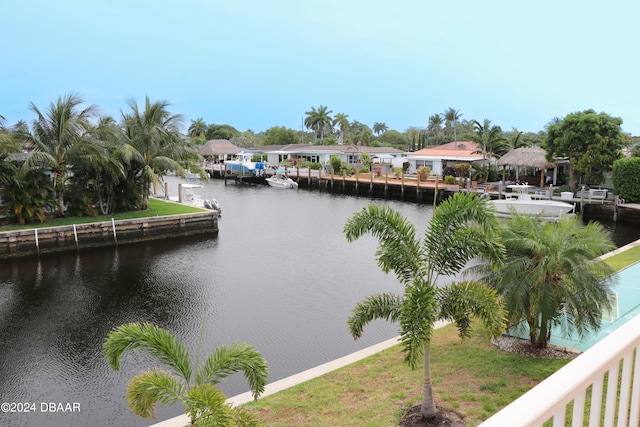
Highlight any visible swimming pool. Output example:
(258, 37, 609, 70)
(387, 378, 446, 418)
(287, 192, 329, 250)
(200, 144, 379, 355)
(549, 261, 640, 351)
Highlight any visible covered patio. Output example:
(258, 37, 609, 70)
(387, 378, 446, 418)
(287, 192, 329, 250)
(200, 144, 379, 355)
(496, 147, 556, 187)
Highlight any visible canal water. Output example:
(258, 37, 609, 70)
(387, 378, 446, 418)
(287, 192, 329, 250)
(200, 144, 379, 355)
(0, 178, 637, 427)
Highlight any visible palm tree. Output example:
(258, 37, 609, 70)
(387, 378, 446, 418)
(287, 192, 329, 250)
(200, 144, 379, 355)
(104, 322, 268, 426)
(373, 122, 388, 136)
(344, 192, 506, 420)
(443, 107, 462, 141)
(471, 119, 508, 169)
(120, 97, 198, 210)
(304, 105, 333, 143)
(188, 117, 207, 138)
(476, 214, 616, 349)
(427, 114, 443, 139)
(26, 93, 100, 215)
(333, 113, 349, 145)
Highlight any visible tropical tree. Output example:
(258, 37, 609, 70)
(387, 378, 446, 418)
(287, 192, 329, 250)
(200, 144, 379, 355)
(344, 192, 506, 420)
(373, 122, 388, 136)
(333, 113, 349, 145)
(1, 160, 56, 224)
(205, 124, 240, 141)
(188, 117, 208, 138)
(444, 107, 462, 141)
(104, 322, 268, 426)
(471, 119, 508, 168)
(427, 114, 443, 139)
(475, 214, 616, 349)
(65, 115, 126, 216)
(545, 109, 626, 190)
(120, 97, 198, 210)
(25, 92, 100, 215)
(304, 105, 333, 142)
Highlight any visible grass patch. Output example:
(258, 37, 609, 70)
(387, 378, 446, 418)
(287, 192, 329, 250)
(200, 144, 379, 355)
(0, 198, 205, 232)
(602, 244, 640, 271)
(244, 324, 571, 426)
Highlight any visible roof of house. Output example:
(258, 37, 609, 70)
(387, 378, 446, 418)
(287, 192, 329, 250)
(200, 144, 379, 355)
(496, 147, 556, 169)
(408, 141, 483, 161)
(199, 139, 241, 156)
(253, 144, 405, 156)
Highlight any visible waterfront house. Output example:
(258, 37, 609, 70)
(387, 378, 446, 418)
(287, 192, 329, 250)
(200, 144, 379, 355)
(253, 144, 405, 170)
(406, 141, 484, 175)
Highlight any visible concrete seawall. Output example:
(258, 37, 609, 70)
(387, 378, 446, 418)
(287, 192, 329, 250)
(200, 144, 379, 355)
(0, 211, 219, 258)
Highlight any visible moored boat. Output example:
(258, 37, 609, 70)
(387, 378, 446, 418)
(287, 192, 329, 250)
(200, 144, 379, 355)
(491, 193, 574, 219)
(266, 171, 298, 189)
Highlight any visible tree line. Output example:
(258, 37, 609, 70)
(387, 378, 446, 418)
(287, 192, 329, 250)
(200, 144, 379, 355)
(1, 94, 637, 225)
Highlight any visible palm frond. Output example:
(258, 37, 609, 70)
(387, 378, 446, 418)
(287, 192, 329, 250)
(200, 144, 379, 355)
(398, 283, 439, 369)
(438, 281, 506, 339)
(104, 322, 192, 383)
(125, 368, 185, 420)
(347, 293, 403, 339)
(196, 343, 268, 400)
(424, 192, 503, 281)
(344, 204, 423, 285)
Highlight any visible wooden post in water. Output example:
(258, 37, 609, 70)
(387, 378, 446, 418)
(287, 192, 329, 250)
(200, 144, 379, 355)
(384, 173, 389, 197)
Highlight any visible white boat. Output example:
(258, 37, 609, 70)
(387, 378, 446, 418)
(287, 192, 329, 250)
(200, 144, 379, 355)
(172, 184, 221, 212)
(266, 172, 298, 189)
(224, 152, 266, 176)
(491, 193, 574, 218)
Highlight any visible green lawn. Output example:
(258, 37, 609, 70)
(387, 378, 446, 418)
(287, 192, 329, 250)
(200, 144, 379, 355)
(243, 245, 640, 427)
(0, 198, 205, 232)
(244, 325, 570, 427)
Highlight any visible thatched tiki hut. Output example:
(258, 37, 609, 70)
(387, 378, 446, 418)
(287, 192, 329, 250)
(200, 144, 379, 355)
(496, 147, 556, 187)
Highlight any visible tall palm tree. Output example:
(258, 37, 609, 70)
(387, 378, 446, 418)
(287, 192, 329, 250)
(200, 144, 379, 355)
(26, 93, 99, 215)
(475, 214, 616, 349)
(304, 105, 333, 143)
(104, 322, 268, 426)
(427, 114, 443, 139)
(443, 107, 462, 141)
(188, 117, 208, 138)
(344, 192, 506, 420)
(333, 113, 349, 145)
(471, 119, 508, 169)
(120, 97, 198, 210)
(373, 122, 388, 136)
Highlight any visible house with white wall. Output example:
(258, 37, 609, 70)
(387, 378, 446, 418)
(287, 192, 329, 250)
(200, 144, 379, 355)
(406, 141, 484, 175)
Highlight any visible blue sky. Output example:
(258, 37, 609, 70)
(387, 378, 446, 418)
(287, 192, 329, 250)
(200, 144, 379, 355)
(2, 0, 639, 136)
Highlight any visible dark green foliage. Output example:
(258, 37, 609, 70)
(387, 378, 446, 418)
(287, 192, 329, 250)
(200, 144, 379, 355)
(262, 126, 300, 145)
(612, 157, 640, 202)
(3, 167, 56, 224)
(545, 110, 626, 190)
(205, 124, 240, 141)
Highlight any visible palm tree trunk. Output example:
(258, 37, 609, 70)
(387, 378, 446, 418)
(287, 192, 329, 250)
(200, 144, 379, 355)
(421, 344, 437, 419)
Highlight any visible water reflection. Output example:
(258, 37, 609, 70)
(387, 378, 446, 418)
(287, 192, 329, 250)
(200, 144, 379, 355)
(0, 179, 637, 427)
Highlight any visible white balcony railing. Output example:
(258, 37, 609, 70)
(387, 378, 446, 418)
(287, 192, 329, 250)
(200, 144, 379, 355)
(480, 313, 640, 427)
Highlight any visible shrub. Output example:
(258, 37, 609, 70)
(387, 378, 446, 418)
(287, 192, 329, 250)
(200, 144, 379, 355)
(330, 154, 342, 174)
(444, 175, 457, 185)
(612, 157, 640, 202)
(394, 167, 404, 178)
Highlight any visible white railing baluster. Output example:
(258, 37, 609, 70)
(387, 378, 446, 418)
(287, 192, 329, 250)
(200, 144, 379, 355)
(605, 366, 619, 427)
(628, 346, 640, 427)
(572, 391, 585, 427)
(589, 378, 604, 427)
(617, 353, 633, 427)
